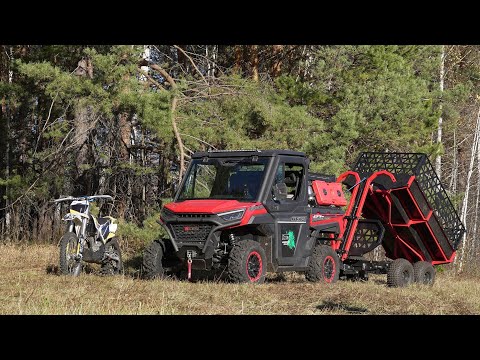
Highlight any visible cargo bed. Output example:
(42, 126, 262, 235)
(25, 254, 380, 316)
(341, 152, 465, 265)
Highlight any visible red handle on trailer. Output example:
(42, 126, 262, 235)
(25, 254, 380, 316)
(337, 170, 397, 261)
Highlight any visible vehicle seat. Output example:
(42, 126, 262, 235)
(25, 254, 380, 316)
(284, 172, 299, 199)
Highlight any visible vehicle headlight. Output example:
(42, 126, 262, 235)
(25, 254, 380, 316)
(217, 209, 245, 222)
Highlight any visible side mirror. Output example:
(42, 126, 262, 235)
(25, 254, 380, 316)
(273, 183, 288, 202)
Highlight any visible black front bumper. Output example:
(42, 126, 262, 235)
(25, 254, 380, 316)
(159, 210, 242, 263)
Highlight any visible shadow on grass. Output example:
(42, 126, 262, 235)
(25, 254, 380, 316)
(45, 263, 96, 275)
(123, 254, 143, 279)
(373, 278, 387, 286)
(316, 300, 368, 314)
(46, 264, 59, 275)
(266, 273, 287, 283)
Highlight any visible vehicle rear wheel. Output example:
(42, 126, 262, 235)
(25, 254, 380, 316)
(59, 232, 82, 276)
(142, 240, 165, 279)
(100, 238, 123, 275)
(305, 244, 340, 283)
(413, 261, 435, 286)
(387, 258, 414, 287)
(227, 240, 267, 284)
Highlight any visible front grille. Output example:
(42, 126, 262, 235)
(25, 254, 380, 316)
(176, 213, 211, 218)
(170, 223, 213, 243)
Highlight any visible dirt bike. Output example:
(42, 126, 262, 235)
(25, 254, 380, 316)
(53, 195, 123, 276)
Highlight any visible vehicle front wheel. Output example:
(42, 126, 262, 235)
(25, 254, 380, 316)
(59, 232, 82, 276)
(142, 240, 165, 279)
(227, 240, 267, 284)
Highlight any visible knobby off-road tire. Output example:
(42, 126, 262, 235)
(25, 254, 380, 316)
(305, 244, 340, 283)
(387, 258, 414, 287)
(100, 238, 124, 275)
(142, 240, 165, 279)
(227, 240, 267, 284)
(59, 232, 81, 275)
(413, 261, 435, 286)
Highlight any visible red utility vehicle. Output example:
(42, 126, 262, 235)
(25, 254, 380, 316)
(142, 150, 464, 287)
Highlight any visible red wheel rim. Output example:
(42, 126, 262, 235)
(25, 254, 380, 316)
(246, 251, 263, 282)
(323, 255, 336, 283)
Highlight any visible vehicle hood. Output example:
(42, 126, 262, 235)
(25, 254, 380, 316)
(165, 200, 256, 214)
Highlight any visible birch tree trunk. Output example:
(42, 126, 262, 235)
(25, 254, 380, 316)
(457, 106, 480, 272)
(436, 45, 445, 179)
(470, 136, 480, 259)
(449, 128, 457, 194)
(250, 45, 259, 82)
(212, 45, 217, 78)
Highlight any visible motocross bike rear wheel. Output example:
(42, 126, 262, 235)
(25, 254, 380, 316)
(100, 238, 124, 275)
(59, 232, 82, 276)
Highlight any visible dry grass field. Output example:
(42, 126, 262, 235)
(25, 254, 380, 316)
(1, 244, 480, 315)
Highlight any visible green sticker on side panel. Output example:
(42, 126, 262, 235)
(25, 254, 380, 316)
(287, 230, 296, 249)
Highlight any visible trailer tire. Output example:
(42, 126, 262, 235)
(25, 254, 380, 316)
(142, 240, 165, 279)
(305, 244, 340, 283)
(387, 258, 414, 287)
(227, 240, 266, 284)
(413, 261, 435, 286)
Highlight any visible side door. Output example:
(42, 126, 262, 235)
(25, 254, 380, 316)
(264, 156, 310, 267)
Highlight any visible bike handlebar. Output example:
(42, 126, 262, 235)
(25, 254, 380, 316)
(52, 195, 113, 203)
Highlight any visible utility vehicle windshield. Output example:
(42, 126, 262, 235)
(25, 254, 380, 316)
(177, 158, 269, 201)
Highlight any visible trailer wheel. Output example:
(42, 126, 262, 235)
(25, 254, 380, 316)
(387, 258, 414, 287)
(305, 244, 340, 283)
(142, 240, 165, 279)
(413, 261, 435, 286)
(227, 240, 266, 284)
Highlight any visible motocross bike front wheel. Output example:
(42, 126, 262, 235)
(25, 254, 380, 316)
(100, 238, 124, 275)
(59, 232, 83, 276)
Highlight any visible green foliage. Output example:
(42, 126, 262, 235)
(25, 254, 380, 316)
(1, 44, 467, 244)
(117, 212, 166, 247)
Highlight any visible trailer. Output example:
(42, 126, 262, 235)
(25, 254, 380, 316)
(333, 152, 465, 286)
(142, 150, 465, 287)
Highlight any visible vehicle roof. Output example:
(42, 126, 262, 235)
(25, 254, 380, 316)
(191, 149, 306, 158)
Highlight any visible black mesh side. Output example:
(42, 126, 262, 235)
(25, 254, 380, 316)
(349, 220, 384, 257)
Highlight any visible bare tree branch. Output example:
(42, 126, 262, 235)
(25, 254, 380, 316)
(180, 133, 218, 150)
(144, 61, 186, 183)
(173, 45, 209, 86)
